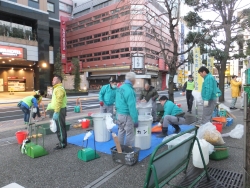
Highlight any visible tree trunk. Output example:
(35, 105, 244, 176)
(168, 71, 175, 102)
(219, 61, 226, 102)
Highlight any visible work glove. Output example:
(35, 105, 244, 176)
(204, 101, 209, 107)
(53, 112, 59, 120)
(157, 122, 162, 127)
(134, 123, 139, 128)
(100, 101, 104, 106)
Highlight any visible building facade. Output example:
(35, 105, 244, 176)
(64, 0, 176, 91)
(0, 0, 60, 92)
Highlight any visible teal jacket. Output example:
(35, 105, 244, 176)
(99, 84, 116, 106)
(201, 73, 218, 101)
(115, 80, 138, 123)
(163, 100, 183, 117)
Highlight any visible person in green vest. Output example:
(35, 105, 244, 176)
(19, 95, 40, 125)
(50, 74, 68, 150)
(182, 75, 195, 113)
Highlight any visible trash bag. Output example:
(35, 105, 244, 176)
(197, 122, 225, 145)
(50, 120, 57, 133)
(106, 114, 116, 131)
(192, 90, 203, 104)
(218, 103, 230, 112)
(221, 124, 244, 139)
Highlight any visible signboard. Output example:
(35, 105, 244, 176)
(0, 46, 23, 58)
(132, 53, 144, 69)
(207, 56, 214, 75)
(193, 47, 203, 92)
(60, 16, 68, 64)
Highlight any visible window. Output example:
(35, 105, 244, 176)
(120, 48, 129, 52)
(111, 29, 119, 34)
(102, 56, 110, 60)
(94, 52, 101, 56)
(47, 2, 55, 12)
(111, 55, 119, 59)
(111, 49, 120, 54)
(111, 35, 118, 39)
(59, 2, 73, 13)
(102, 51, 109, 55)
(94, 33, 102, 38)
(120, 53, 130, 58)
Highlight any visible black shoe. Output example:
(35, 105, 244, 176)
(233, 107, 237, 109)
(187, 110, 190, 112)
(230, 107, 234, 109)
(157, 127, 168, 138)
(189, 111, 192, 114)
(153, 121, 158, 123)
(172, 125, 181, 134)
(54, 144, 66, 150)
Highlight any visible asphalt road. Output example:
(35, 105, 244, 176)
(0, 90, 182, 122)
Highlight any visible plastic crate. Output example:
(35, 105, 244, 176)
(219, 109, 227, 117)
(38, 122, 71, 135)
(209, 146, 229, 160)
(110, 145, 140, 166)
(226, 118, 234, 127)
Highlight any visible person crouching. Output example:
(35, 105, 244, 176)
(157, 95, 186, 137)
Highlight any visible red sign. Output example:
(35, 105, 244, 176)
(0, 46, 23, 58)
(60, 16, 68, 64)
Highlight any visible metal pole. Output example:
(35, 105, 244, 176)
(244, 91, 248, 187)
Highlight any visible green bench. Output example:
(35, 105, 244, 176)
(144, 127, 210, 188)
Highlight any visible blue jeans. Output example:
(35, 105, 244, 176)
(20, 105, 30, 123)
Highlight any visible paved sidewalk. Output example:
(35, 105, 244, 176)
(0, 89, 245, 188)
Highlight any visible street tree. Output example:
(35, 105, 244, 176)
(185, 0, 249, 102)
(143, 0, 211, 101)
(72, 58, 81, 91)
(53, 49, 64, 78)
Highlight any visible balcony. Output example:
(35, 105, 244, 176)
(0, 35, 38, 46)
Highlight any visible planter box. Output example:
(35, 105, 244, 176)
(38, 122, 71, 135)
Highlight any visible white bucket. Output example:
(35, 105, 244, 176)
(192, 139, 209, 168)
(137, 107, 152, 116)
(135, 115, 153, 150)
(91, 113, 111, 142)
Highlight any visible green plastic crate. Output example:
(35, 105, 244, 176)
(209, 146, 229, 161)
(219, 109, 227, 117)
(38, 122, 71, 135)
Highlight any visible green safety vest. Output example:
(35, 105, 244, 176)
(50, 85, 67, 111)
(186, 81, 195, 90)
(22, 96, 34, 107)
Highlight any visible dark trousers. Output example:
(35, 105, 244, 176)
(55, 107, 67, 147)
(186, 91, 194, 111)
(20, 105, 30, 123)
(32, 107, 41, 119)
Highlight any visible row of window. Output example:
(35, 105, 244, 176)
(67, 47, 161, 61)
(67, 10, 130, 33)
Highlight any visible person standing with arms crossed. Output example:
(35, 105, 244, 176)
(182, 75, 195, 113)
(50, 75, 67, 150)
(99, 79, 118, 116)
(198, 66, 221, 124)
(115, 72, 138, 146)
(139, 83, 159, 122)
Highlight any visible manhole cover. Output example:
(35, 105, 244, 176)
(206, 168, 243, 188)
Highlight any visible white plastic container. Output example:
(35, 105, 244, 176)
(137, 107, 152, 116)
(134, 115, 153, 150)
(91, 113, 111, 142)
(192, 139, 209, 168)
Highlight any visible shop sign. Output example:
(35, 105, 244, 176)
(60, 16, 68, 64)
(132, 53, 144, 70)
(0, 46, 23, 58)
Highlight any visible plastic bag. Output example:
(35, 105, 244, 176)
(137, 99, 152, 108)
(192, 90, 203, 104)
(221, 124, 244, 139)
(218, 103, 230, 112)
(197, 122, 225, 145)
(106, 114, 116, 131)
(50, 119, 57, 133)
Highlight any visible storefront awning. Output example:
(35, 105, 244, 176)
(88, 76, 111, 80)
